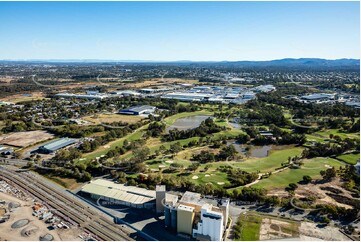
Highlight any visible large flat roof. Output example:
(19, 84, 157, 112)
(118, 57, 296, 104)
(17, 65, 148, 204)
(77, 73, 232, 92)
(121, 105, 155, 113)
(81, 179, 156, 205)
(40, 137, 77, 151)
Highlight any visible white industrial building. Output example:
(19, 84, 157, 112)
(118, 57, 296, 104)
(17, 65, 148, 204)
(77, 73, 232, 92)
(161, 189, 230, 241)
(55, 92, 110, 100)
(193, 204, 224, 241)
(119, 105, 156, 115)
(161, 92, 212, 102)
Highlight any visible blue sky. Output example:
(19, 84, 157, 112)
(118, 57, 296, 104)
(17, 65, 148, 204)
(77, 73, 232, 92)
(0, 1, 359, 61)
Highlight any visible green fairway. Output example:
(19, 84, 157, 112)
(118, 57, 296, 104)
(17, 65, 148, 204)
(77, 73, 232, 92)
(305, 134, 327, 143)
(336, 153, 360, 165)
(252, 157, 344, 189)
(315, 129, 360, 140)
(80, 125, 148, 162)
(187, 171, 230, 187)
(233, 147, 304, 173)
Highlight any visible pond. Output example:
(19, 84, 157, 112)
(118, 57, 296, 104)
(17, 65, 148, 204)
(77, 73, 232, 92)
(166, 115, 213, 132)
(227, 141, 291, 158)
(228, 121, 242, 129)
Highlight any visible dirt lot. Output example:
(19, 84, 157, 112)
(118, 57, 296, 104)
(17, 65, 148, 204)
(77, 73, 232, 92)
(259, 217, 350, 241)
(82, 113, 143, 124)
(0, 130, 55, 147)
(295, 178, 354, 209)
(0, 92, 48, 103)
(260, 217, 299, 240)
(0, 192, 62, 241)
(298, 222, 350, 241)
(122, 78, 198, 89)
(267, 178, 354, 209)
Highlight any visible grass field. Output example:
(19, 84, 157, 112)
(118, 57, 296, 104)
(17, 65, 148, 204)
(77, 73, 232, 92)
(234, 213, 262, 241)
(82, 113, 143, 124)
(252, 157, 344, 189)
(336, 153, 360, 165)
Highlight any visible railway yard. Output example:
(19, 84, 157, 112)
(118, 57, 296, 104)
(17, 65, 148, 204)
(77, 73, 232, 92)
(0, 165, 137, 241)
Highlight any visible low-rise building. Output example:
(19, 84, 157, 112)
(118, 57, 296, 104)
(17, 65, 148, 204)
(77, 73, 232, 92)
(38, 137, 77, 154)
(119, 105, 156, 115)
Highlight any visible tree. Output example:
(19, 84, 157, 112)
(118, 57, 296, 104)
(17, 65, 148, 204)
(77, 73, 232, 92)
(217, 145, 237, 161)
(132, 147, 150, 163)
(286, 183, 298, 191)
(188, 162, 200, 171)
(169, 142, 182, 156)
(320, 167, 337, 181)
(302, 175, 312, 184)
(82, 171, 92, 182)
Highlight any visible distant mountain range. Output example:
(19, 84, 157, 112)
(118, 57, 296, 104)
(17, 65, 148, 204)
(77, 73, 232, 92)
(0, 58, 359, 68)
(216, 58, 360, 68)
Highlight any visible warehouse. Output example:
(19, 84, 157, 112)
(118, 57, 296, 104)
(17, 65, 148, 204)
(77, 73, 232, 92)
(161, 92, 212, 101)
(38, 137, 78, 154)
(81, 179, 156, 209)
(118, 105, 156, 115)
(80, 179, 181, 210)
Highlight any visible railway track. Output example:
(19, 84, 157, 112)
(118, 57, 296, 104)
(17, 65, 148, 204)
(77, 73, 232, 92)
(0, 167, 135, 241)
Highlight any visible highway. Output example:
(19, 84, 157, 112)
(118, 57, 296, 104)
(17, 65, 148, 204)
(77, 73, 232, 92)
(0, 165, 136, 241)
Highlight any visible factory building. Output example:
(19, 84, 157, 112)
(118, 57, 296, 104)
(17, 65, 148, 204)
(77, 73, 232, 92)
(80, 179, 178, 210)
(55, 92, 109, 100)
(193, 204, 224, 241)
(177, 205, 195, 237)
(299, 93, 336, 103)
(159, 189, 229, 241)
(38, 138, 77, 154)
(156, 185, 166, 213)
(119, 105, 156, 115)
(161, 92, 212, 102)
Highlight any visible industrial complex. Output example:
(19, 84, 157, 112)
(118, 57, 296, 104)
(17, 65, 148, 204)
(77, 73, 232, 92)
(79, 180, 230, 241)
(160, 189, 230, 241)
(54, 84, 276, 104)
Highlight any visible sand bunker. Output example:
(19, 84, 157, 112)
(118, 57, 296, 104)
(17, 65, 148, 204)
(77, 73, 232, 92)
(158, 165, 166, 168)
(217, 182, 225, 185)
(192, 176, 199, 180)
(11, 219, 29, 229)
(205, 174, 210, 177)
(165, 160, 174, 164)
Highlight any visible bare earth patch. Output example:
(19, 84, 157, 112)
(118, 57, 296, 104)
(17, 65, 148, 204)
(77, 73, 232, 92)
(299, 222, 349, 241)
(268, 178, 354, 209)
(260, 217, 299, 240)
(0, 131, 55, 147)
(0, 192, 62, 241)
